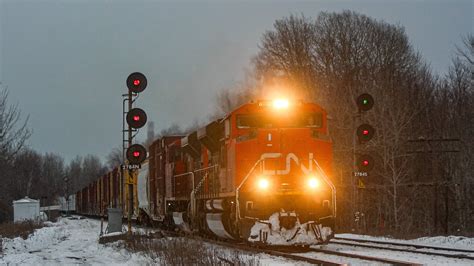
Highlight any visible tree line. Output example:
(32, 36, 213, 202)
(0, 89, 108, 222)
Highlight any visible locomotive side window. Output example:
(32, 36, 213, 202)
(237, 115, 260, 128)
(236, 113, 322, 128)
(305, 113, 323, 128)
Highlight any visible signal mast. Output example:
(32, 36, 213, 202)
(123, 72, 148, 235)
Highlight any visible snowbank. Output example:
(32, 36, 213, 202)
(0, 218, 152, 265)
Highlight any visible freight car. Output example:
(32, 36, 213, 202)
(76, 166, 139, 218)
(77, 99, 336, 246)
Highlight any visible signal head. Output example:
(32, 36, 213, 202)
(356, 93, 374, 112)
(126, 108, 147, 129)
(127, 72, 147, 93)
(357, 155, 374, 172)
(357, 124, 375, 142)
(126, 144, 147, 164)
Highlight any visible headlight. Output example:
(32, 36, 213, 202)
(273, 99, 289, 109)
(308, 177, 320, 189)
(258, 178, 270, 190)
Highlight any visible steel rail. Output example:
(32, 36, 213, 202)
(334, 236, 474, 253)
(308, 246, 420, 266)
(330, 239, 474, 261)
(197, 238, 346, 266)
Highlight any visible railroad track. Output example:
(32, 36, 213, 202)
(196, 236, 420, 265)
(331, 236, 474, 261)
(92, 217, 455, 265)
(138, 226, 420, 265)
(305, 246, 421, 265)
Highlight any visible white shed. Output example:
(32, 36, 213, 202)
(13, 197, 40, 222)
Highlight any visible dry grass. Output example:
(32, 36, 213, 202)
(0, 220, 44, 240)
(109, 233, 261, 265)
(0, 220, 44, 253)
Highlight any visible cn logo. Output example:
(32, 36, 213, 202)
(260, 153, 314, 175)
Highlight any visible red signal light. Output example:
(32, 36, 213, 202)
(357, 124, 375, 142)
(126, 108, 147, 129)
(126, 72, 147, 93)
(357, 155, 374, 171)
(126, 144, 146, 164)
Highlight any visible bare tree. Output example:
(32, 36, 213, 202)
(0, 87, 32, 213)
(9, 149, 42, 199)
(35, 153, 65, 205)
(0, 87, 31, 164)
(81, 154, 107, 187)
(66, 156, 83, 192)
(433, 34, 474, 234)
(253, 14, 318, 100)
(106, 147, 123, 170)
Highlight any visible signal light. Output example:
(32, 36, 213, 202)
(126, 108, 147, 129)
(126, 72, 147, 93)
(356, 93, 374, 112)
(357, 124, 375, 142)
(357, 155, 374, 172)
(126, 144, 147, 164)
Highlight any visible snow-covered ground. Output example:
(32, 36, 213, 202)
(305, 233, 474, 265)
(0, 217, 308, 265)
(2, 218, 474, 265)
(0, 218, 151, 265)
(337, 233, 474, 250)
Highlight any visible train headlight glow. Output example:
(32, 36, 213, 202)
(273, 99, 289, 109)
(258, 178, 270, 190)
(308, 177, 320, 189)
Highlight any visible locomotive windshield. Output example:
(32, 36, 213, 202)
(237, 112, 322, 128)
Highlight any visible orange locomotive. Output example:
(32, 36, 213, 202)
(77, 99, 336, 245)
(146, 99, 336, 245)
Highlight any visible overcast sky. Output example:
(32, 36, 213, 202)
(0, 0, 472, 162)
